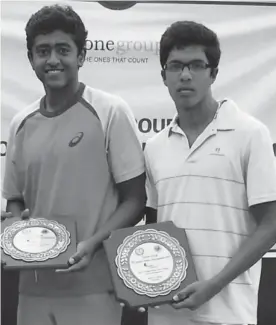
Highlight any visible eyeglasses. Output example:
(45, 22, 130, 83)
(164, 60, 211, 73)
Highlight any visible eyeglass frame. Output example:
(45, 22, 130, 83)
(163, 60, 212, 73)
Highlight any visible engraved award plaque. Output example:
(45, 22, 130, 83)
(1, 217, 77, 270)
(104, 221, 197, 308)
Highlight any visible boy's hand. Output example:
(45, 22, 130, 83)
(1, 211, 13, 221)
(1, 209, 30, 221)
(171, 279, 221, 310)
(56, 238, 97, 273)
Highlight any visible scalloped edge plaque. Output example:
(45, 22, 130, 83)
(1, 218, 70, 262)
(115, 229, 188, 297)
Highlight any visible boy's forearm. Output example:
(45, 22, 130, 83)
(83, 173, 146, 248)
(89, 196, 145, 248)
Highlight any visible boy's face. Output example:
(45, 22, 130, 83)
(162, 45, 218, 110)
(28, 30, 85, 90)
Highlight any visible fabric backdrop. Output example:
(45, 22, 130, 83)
(1, 1, 276, 225)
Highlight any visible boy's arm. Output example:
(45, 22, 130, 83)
(144, 143, 158, 224)
(145, 207, 157, 224)
(90, 173, 146, 248)
(3, 116, 27, 221)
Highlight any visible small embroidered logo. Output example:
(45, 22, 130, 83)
(69, 132, 84, 147)
(215, 147, 220, 153)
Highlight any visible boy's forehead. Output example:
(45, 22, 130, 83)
(33, 30, 74, 47)
(167, 45, 207, 62)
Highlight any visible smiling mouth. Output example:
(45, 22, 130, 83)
(46, 70, 64, 74)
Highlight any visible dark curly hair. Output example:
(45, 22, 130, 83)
(25, 5, 88, 55)
(160, 21, 221, 70)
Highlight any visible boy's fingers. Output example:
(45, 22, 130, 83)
(1, 211, 13, 220)
(21, 209, 30, 220)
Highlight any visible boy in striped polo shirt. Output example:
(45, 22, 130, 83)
(145, 21, 276, 325)
(2, 5, 146, 325)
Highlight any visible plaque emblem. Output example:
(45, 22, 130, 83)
(115, 229, 188, 297)
(1, 218, 71, 262)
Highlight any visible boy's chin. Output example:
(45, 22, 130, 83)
(44, 81, 67, 90)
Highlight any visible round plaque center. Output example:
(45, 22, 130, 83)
(129, 242, 174, 284)
(13, 227, 57, 253)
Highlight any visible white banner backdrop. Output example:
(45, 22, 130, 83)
(1, 1, 276, 228)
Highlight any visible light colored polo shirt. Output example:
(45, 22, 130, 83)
(2, 83, 145, 297)
(145, 99, 276, 324)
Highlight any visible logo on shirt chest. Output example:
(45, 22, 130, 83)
(209, 147, 226, 157)
(69, 132, 84, 147)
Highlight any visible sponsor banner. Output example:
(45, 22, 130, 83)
(1, 1, 276, 210)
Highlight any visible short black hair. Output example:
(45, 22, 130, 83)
(25, 5, 88, 54)
(160, 21, 221, 69)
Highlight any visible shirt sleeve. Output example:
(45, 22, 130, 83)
(144, 144, 158, 209)
(2, 118, 23, 201)
(245, 124, 276, 207)
(106, 97, 145, 183)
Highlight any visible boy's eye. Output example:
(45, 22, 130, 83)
(37, 48, 49, 56)
(58, 47, 69, 55)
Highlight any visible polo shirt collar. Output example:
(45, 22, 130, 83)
(216, 98, 240, 131)
(168, 98, 238, 137)
(168, 114, 182, 137)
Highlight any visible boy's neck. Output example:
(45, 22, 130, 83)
(44, 80, 80, 112)
(177, 94, 218, 134)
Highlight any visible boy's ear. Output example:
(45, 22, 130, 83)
(28, 51, 35, 70)
(161, 69, 168, 87)
(211, 67, 218, 82)
(78, 48, 86, 68)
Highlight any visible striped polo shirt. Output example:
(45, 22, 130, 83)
(145, 99, 276, 324)
(2, 83, 145, 297)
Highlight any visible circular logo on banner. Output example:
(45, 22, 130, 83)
(99, 1, 136, 10)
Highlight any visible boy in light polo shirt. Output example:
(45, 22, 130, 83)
(2, 5, 146, 325)
(145, 21, 276, 325)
